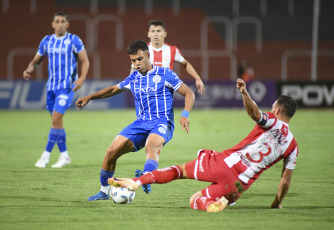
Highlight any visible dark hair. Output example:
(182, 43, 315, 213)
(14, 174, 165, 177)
(277, 95, 297, 118)
(52, 12, 69, 21)
(127, 40, 149, 55)
(148, 20, 166, 30)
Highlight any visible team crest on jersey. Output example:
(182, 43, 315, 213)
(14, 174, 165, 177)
(153, 75, 161, 84)
(281, 124, 289, 137)
(64, 39, 71, 45)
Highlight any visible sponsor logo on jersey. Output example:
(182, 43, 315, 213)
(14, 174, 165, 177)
(135, 87, 157, 94)
(49, 47, 67, 54)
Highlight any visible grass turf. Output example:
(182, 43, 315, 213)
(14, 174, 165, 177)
(0, 109, 333, 230)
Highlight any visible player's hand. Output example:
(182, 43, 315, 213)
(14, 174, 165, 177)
(180, 116, 190, 134)
(236, 78, 247, 94)
(73, 77, 85, 92)
(196, 79, 205, 95)
(75, 96, 90, 110)
(23, 69, 32, 80)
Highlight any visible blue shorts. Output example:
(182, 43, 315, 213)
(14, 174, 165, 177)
(119, 119, 174, 152)
(46, 88, 74, 115)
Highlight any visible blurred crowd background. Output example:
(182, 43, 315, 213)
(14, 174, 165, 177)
(1, 0, 333, 109)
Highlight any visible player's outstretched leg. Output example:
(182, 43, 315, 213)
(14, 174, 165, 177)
(108, 178, 140, 191)
(135, 169, 151, 194)
(206, 196, 229, 213)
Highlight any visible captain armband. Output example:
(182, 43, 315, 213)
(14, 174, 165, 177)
(257, 111, 268, 126)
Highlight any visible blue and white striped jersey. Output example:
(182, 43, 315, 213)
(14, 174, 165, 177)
(118, 65, 183, 122)
(37, 32, 85, 91)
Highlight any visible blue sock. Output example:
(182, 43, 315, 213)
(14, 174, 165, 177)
(57, 129, 67, 152)
(143, 159, 159, 174)
(45, 128, 58, 152)
(100, 169, 114, 186)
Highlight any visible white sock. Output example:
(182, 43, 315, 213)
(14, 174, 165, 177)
(101, 185, 110, 195)
(41, 151, 51, 159)
(60, 151, 70, 159)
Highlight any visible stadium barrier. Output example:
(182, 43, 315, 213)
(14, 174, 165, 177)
(1, 80, 333, 110)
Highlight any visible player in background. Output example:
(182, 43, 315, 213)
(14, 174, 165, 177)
(109, 78, 298, 212)
(76, 40, 195, 200)
(23, 12, 90, 168)
(131, 20, 205, 95)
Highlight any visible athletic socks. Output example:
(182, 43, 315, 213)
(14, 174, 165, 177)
(45, 128, 68, 154)
(100, 169, 114, 186)
(100, 169, 114, 194)
(57, 129, 67, 153)
(41, 151, 51, 159)
(60, 151, 70, 159)
(45, 128, 58, 152)
(143, 159, 159, 174)
(135, 165, 183, 185)
(191, 196, 216, 210)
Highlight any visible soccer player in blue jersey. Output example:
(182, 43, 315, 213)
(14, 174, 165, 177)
(76, 40, 195, 200)
(23, 12, 90, 168)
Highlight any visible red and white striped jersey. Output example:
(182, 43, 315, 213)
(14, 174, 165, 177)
(148, 43, 185, 70)
(222, 112, 298, 185)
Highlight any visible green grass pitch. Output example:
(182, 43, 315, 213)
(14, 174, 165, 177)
(1, 109, 334, 230)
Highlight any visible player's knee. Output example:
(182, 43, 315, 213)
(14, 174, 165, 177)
(51, 113, 63, 128)
(105, 146, 121, 162)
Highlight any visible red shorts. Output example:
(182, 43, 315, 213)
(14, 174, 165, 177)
(185, 149, 250, 203)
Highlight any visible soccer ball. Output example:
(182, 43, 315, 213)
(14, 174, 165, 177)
(110, 187, 135, 204)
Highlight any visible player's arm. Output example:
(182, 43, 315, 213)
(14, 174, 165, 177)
(23, 54, 44, 80)
(236, 78, 261, 122)
(75, 85, 124, 110)
(73, 49, 90, 92)
(176, 83, 195, 133)
(180, 59, 205, 94)
(271, 168, 294, 209)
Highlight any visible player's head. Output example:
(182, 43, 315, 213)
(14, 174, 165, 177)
(52, 12, 69, 37)
(148, 20, 166, 30)
(272, 95, 297, 119)
(148, 20, 167, 47)
(127, 40, 151, 74)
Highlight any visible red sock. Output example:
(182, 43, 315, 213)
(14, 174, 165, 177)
(190, 196, 216, 210)
(134, 165, 182, 185)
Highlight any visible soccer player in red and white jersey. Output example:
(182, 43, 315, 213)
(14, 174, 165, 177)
(131, 20, 205, 94)
(108, 78, 298, 212)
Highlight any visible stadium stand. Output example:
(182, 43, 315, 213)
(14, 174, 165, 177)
(1, 0, 333, 81)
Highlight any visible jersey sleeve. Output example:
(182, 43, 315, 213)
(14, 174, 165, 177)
(164, 68, 183, 91)
(72, 35, 85, 54)
(118, 74, 135, 90)
(283, 146, 298, 169)
(37, 36, 48, 56)
(257, 112, 277, 128)
(174, 47, 185, 63)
